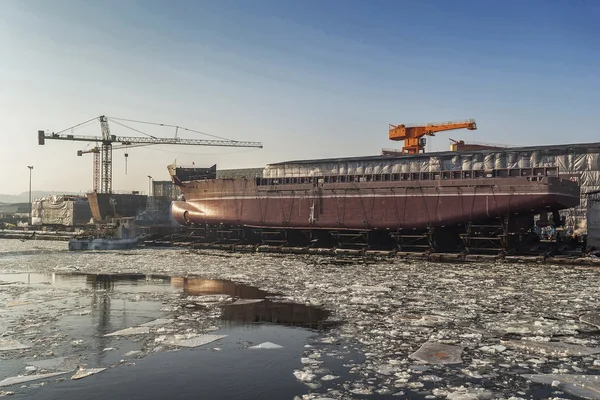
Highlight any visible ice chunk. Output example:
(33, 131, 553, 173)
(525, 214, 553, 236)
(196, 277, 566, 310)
(166, 334, 227, 348)
(523, 374, 600, 399)
(321, 375, 339, 381)
(104, 327, 150, 337)
(293, 370, 316, 382)
(487, 319, 580, 336)
(376, 364, 398, 375)
(139, 318, 173, 327)
(444, 387, 494, 400)
(420, 375, 444, 382)
(24, 357, 71, 371)
(502, 340, 600, 357)
(71, 368, 106, 380)
(230, 299, 264, 305)
(123, 350, 141, 357)
(410, 342, 464, 365)
(187, 295, 231, 305)
(479, 345, 506, 354)
(0, 338, 30, 351)
(0, 371, 70, 387)
(301, 357, 322, 365)
(248, 342, 283, 349)
(349, 285, 391, 293)
(409, 365, 431, 372)
(580, 312, 600, 329)
(393, 313, 450, 327)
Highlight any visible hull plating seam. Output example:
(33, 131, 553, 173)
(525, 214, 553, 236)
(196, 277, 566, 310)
(183, 192, 577, 201)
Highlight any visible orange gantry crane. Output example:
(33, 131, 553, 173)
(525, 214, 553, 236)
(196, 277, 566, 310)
(389, 119, 477, 155)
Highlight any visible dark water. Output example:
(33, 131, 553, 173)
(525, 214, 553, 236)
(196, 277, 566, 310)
(1, 271, 341, 399)
(15, 325, 317, 400)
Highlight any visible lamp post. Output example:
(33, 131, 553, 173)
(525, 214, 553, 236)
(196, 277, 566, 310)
(147, 175, 153, 197)
(27, 166, 33, 226)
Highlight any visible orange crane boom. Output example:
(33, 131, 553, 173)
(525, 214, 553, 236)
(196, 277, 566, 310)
(389, 119, 477, 155)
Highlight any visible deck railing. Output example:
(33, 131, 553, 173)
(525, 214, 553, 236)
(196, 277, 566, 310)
(256, 166, 560, 187)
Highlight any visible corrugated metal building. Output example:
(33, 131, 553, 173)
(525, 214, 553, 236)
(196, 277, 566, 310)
(587, 190, 600, 250)
(263, 141, 600, 232)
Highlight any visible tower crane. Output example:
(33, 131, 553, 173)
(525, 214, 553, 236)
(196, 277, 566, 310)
(388, 119, 477, 155)
(77, 143, 151, 193)
(38, 115, 263, 194)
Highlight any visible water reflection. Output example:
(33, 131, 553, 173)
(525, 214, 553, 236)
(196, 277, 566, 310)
(221, 300, 331, 330)
(0, 272, 333, 331)
(173, 277, 332, 330)
(171, 277, 270, 299)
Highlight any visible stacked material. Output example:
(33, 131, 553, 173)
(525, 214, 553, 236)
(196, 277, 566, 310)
(31, 195, 92, 226)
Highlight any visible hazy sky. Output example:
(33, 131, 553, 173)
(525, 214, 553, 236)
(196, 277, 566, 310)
(1, 0, 599, 195)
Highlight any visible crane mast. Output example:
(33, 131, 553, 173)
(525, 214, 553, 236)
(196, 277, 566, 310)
(99, 116, 113, 193)
(39, 115, 263, 194)
(78, 142, 153, 192)
(389, 119, 477, 155)
(93, 149, 100, 193)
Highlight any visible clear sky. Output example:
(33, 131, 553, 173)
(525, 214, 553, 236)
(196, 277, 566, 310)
(1, 0, 599, 195)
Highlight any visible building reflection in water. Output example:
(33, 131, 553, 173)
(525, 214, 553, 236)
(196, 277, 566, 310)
(171, 277, 270, 299)
(171, 277, 332, 330)
(41, 273, 333, 361)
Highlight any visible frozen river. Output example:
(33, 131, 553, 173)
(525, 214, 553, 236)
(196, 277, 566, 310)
(1, 239, 600, 399)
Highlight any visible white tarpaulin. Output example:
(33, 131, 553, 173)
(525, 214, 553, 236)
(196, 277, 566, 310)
(262, 143, 600, 231)
(31, 196, 91, 226)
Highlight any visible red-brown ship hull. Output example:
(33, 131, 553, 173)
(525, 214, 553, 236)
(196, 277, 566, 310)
(169, 175, 579, 231)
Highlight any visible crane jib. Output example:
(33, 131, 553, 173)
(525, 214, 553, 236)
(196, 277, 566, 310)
(37, 116, 263, 194)
(38, 131, 262, 148)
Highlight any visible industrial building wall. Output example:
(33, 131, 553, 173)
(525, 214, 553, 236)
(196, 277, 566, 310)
(588, 193, 600, 250)
(263, 143, 600, 232)
(152, 181, 182, 200)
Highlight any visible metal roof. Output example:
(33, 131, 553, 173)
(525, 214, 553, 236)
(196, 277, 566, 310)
(267, 141, 600, 166)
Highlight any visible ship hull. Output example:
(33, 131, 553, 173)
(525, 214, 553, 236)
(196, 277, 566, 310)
(87, 193, 148, 222)
(169, 176, 580, 232)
